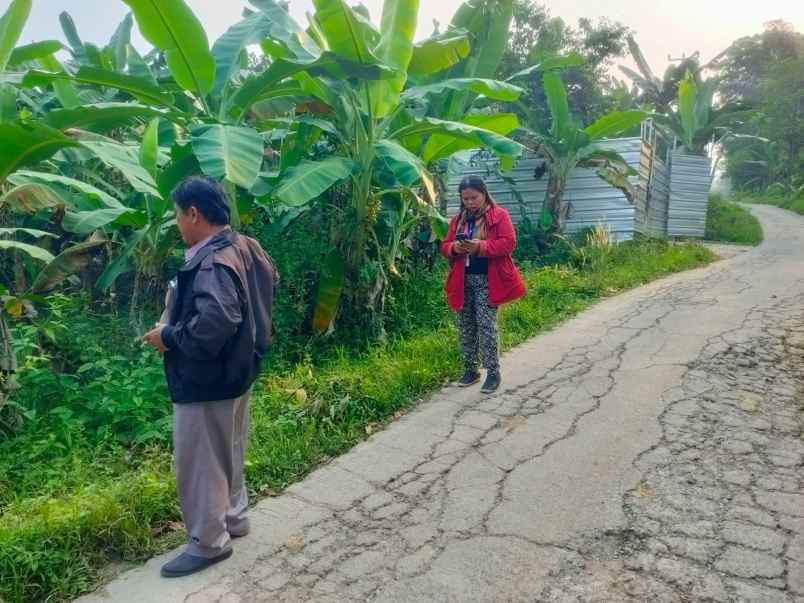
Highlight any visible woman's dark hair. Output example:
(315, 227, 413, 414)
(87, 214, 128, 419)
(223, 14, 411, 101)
(171, 176, 231, 226)
(458, 175, 494, 207)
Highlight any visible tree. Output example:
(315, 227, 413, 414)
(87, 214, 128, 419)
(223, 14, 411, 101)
(241, 0, 525, 336)
(716, 21, 804, 105)
(497, 0, 632, 133)
(619, 35, 705, 114)
(725, 57, 804, 190)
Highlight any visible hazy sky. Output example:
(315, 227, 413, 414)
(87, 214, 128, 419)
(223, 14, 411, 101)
(12, 0, 804, 76)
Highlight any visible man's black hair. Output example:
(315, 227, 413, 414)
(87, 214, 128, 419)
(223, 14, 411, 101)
(171, 176, 231, 226)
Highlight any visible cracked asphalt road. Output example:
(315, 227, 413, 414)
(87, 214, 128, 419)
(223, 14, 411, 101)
(78, 205, 804, 603)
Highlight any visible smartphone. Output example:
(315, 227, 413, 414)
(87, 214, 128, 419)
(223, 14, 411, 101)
(455, 233, 469, 242)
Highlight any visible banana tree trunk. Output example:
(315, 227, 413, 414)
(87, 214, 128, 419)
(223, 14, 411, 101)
(546, 169, 570, 234)
(0, 312, 20, 435)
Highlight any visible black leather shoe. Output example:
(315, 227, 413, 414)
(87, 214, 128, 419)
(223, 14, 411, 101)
(161, 549, 233, 578)
(458, 370, 481, 387)
(481, 371, 501, 394)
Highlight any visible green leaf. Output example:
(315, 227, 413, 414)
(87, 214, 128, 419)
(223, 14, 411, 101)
(422, 113, 520, 163)
(0, 239, 54, 263)
(23, 67, 175, 108)
(312, 249, 345, 334)
(158, 143, 200, 200)
(43, 103, 173, 132)
(96, 228, 147, 291)
(82, 140, 160, 196)
(408, 33, 471, 78)
(109, 13, 134, 71)
(0, 83, 16, 122)
(505, 53, 586, 81)
(583, 110, 646, 141)
(37, 54, 82, 109)
(230, 52, 393, 116)
(0, 182, 66, 213)
(213, 3, 319, 99)
(374, 139, 428, 187)
(395, 117, 525, 164)
(31, 240, 107, 293)
(0, 227, 57, 239)
(191, 124, 264, 190)
(403, 78, 524, 103)
(122, 0, 216, 97)
(140, 118, 160, 181)
(0, 122, 81, 183)
(8, 41, 64, 67)
(368, 0, 420, 118)
(626, 36, 656, 84)
(9, 170, 124, 209)
(0, 0, 31, 73)
(678, 72, 697, 150)
(212, 12, 277, 98)
(248, 0, 320, 60)
(473, 0, 513, 78)
(62, 208, 134, 235)
(59, 11, 86, 62)
(543, 70, 572, 140)
(126, 44, 157, 84)
(273, 156, 356, 205)
(311, 0, 378, 65)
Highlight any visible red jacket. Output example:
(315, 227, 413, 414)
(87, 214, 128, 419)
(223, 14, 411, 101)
(441, 203, 527, 311)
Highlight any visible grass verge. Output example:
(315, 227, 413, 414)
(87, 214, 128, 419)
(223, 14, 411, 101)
(704, 196, 763, 245)
(0, 238, 715, 603)
(738, 192, 804, 216)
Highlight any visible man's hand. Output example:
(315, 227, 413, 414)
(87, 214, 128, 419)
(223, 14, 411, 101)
(142, 323, 168, 353)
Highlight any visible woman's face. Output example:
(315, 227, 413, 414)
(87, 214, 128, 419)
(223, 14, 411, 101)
(461, 187, 486, 212)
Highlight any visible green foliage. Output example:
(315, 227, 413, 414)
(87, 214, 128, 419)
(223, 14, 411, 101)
(0, 237, 714, 603)
(740, 190, 804, 217)
(704, 195, 763, 245)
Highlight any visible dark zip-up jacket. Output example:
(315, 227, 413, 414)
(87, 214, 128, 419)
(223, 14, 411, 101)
(161, 229, 277, 403)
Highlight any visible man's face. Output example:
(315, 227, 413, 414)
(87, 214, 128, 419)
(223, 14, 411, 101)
(175, 205, 200, 246)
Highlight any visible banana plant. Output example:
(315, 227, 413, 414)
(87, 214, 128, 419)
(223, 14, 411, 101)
(236, 0, 526, 334)
(532, 67, 646, 233)
(656, 71, 754, 155)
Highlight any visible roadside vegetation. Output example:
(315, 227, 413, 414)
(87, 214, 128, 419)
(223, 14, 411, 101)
(0, 229, 713, 603)
(705, 194, 764, 245)
(0, 0, 797, 600)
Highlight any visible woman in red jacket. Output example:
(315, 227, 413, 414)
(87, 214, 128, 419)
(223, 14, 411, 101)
(441, 176, 526, 393)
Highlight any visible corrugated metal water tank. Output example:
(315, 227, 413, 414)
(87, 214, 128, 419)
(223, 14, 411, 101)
(446, 138, 642, 241)
(667, 152, 712, 238)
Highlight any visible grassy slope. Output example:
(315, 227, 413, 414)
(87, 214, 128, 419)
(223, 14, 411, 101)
(0, 239, 715, 603)
(705, 197, 764, 245)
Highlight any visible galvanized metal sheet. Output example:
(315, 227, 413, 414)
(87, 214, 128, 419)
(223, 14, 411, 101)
(667, 152, 712, 238)
(446, 137, 642, 241)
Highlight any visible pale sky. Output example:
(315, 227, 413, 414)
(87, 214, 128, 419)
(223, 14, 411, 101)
(10, 0, 804, 77)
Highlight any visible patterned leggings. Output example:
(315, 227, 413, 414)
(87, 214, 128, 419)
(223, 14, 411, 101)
(458, 274, 500, 374)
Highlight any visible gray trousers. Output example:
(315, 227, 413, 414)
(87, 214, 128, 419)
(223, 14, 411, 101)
(459, 274, 500, 373)
(173, 388, 251, 558)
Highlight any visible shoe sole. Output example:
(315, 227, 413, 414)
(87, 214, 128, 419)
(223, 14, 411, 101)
(161, 549, 233, 578)
(458, 377, 480, 387)
(481, 381, 501, 394)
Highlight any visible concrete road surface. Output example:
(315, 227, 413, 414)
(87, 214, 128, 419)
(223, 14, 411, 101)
(78, 205, 804, 603)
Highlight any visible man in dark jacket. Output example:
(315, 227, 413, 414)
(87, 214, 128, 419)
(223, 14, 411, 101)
(142, 177, 276, 578)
